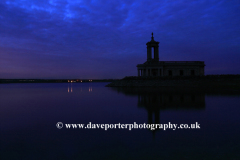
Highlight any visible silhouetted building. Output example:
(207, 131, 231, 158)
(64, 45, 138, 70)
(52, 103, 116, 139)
(137, 33, 205, 76)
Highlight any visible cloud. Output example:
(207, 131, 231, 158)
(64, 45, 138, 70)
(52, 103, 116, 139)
(0, 0, 239, 78)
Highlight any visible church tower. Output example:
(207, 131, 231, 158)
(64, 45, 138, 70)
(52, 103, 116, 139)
(146, 33, 160, 62)
(137, 33, 205, 77)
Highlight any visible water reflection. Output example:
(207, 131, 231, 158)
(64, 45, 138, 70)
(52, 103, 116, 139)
(68, 84, 93, 93)
(67, 83, 73, 93)
(89, 87, 92, 92)
(110, 87, 206, 134)
(1, 83, 240, 159)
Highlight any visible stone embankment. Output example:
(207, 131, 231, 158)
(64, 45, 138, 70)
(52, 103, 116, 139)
(106, 75, 240, 90)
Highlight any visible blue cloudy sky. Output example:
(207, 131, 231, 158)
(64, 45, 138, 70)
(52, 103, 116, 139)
(0, 0, 239, 79)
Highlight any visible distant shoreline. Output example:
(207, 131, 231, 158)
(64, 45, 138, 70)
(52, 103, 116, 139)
(1, 75, 240, 91)
(0, 79, 118, 83)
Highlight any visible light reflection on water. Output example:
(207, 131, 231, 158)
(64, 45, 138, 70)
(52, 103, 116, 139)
(89, 87, 92, 92)
(0, 83, 240, 159)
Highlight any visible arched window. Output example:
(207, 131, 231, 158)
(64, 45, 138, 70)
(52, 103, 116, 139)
(151, 47, 154, 59)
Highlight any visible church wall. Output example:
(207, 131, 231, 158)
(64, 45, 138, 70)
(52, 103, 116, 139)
(163, 65, 204, 76)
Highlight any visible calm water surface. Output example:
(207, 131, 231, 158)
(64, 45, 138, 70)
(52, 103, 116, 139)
(0, 83, 240, 159)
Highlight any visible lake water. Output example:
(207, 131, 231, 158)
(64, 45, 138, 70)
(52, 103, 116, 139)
(1, 83, 240, 159)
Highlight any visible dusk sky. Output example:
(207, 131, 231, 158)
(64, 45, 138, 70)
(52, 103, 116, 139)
(0, 0, 239, 79)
